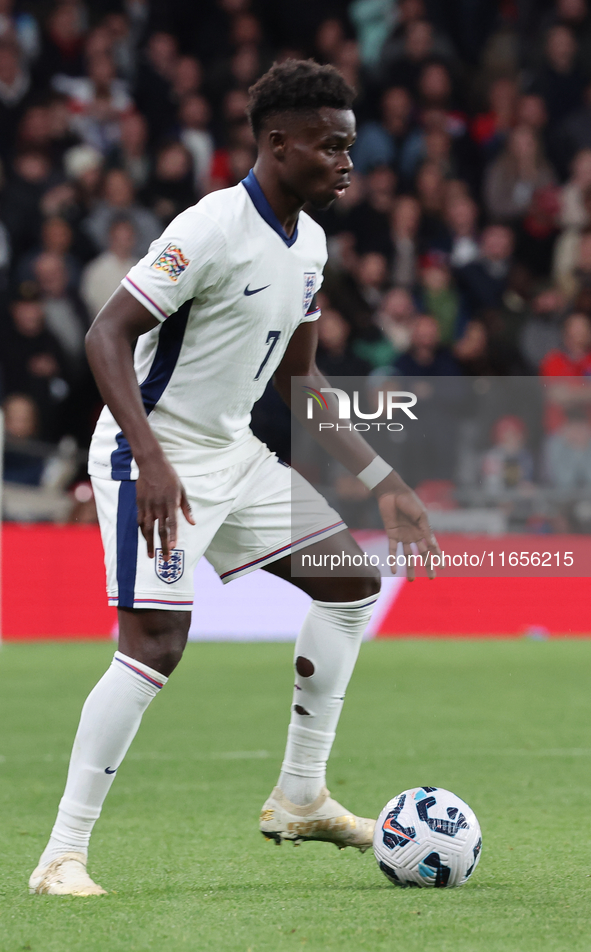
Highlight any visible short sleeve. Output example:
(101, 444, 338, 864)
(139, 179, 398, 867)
(121, 209, 227, 322)
(300, 222, 326, 324)
(301, 292, 321, 323)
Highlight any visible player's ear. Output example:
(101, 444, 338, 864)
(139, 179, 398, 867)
(268, 128, 288, 160)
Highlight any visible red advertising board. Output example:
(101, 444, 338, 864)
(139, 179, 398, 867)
(1, 525, 589, 639)
(2, 524, 116, 639)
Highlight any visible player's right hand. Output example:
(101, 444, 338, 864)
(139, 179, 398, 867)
(136, 457, 195, 559)
(376, 486, 441, 581)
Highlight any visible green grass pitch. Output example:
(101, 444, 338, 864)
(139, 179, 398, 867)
(1, 638, 591, 952)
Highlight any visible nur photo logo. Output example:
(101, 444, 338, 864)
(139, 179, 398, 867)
(302, 386, 418, 432)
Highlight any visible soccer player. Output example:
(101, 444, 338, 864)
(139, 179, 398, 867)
(30, 60, 439, 896)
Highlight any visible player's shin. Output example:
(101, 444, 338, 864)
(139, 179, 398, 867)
(277, 593, 378, 806)
(37, 652, 167, 867)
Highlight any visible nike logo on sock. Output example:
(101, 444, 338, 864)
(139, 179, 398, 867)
(104, 766, 118, 774)
(244, 284, 270, 296)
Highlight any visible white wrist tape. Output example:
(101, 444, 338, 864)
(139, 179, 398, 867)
(356, 457, 393, 490)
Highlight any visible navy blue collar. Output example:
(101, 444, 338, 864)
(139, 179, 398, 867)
(241, 169, 299, 248)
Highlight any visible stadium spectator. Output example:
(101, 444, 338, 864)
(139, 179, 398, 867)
(441, 193, 480, 268)
(394, 313, 460, 374)
(0, 39, 30, 162)
(540, 310, 591, 375)
(481, 415, 534, 494)
(80, 217, 137, 319)
(141, 141, 196, 226)
(34, 251, 88, 374)
(332, 38, 362, 95)
(315, 305, 372, 377)
(415, 160, 448, 248)
(35, 1, 87, 86)
(390, 194, 421, 287)
(559, 148, 591, 228)
(455, 224, 514, 313)
(520, 286, 567, 371)
(372, 286, 416, 366)
(483, 126, 556, 224)
(134, 31, 178, 144)
(16, 103, 53, 157)
(0, 292, 70, 439)
(16, 215, 80, 289)
(82, 168, 160, 257)
(53, 51, 133, 154)
(558, 81, 591, 168)
(2, 392, 44, 484)
(0, 149, 58, 260)
(314, 18, 346, 64)
(545, 407, 591, 489)
(105, 110, 150, 189)
(0, 0, 40, 63)
(346, 164, 396, 257)
(178, 94, 214, 194)
(417, 250, 464, 344)
(453, 320, 495, 374)
(470, 77, 517, 161)
(529, 25, 586, 128)
(352, 251, 389, 325)
(554, 226, 591, 299)
(380, 19, 451, 93)
(351, 86, 423, 180)
(513, 185, 561, 280)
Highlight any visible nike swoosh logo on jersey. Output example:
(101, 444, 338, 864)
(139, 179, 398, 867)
(104, 766, 118, 774)
(244, 283, 271, 296)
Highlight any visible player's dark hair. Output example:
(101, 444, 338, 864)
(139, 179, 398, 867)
(247, 59, 355, 139)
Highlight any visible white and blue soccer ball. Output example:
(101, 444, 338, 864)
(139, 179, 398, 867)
(373, 787, 482, 888)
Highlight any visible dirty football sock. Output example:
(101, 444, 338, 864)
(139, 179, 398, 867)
(278, 593, 378, 806)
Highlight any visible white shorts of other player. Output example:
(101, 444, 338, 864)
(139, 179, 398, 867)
(91, 442, 345, 610)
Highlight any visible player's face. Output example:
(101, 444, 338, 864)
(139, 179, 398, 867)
(282, 107, 356, 210)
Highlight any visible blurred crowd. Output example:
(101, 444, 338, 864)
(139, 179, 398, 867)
(3, 0, 591, 520)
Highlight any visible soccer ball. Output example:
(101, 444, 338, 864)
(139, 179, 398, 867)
(373, 787, 482, 888)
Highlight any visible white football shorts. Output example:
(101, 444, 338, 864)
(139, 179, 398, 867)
(91, 443, 346, 610)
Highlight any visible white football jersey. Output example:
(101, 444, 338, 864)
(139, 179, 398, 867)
(88, 170, 327, 479)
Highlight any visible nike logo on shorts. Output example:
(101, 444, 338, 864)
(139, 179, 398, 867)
(105, 766, 118, 774)
(244, 284, 270, 295)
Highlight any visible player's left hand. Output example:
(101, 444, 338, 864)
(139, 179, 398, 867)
(374, 477, 441, 581)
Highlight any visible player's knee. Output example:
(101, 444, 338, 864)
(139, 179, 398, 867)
(134, 633, 186, 675)
(349, 571, 381, 601)
(149, 621, 188, 674)
(121, 610, 190, 676)
(151, 639, 185, 675)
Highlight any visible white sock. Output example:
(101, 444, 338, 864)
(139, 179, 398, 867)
(38, 652, 167, 867)
(278, 593, 378, 805)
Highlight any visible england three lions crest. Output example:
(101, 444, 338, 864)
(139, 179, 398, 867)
(155, 549, 185, 584)
(303, 271, 316, 315)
